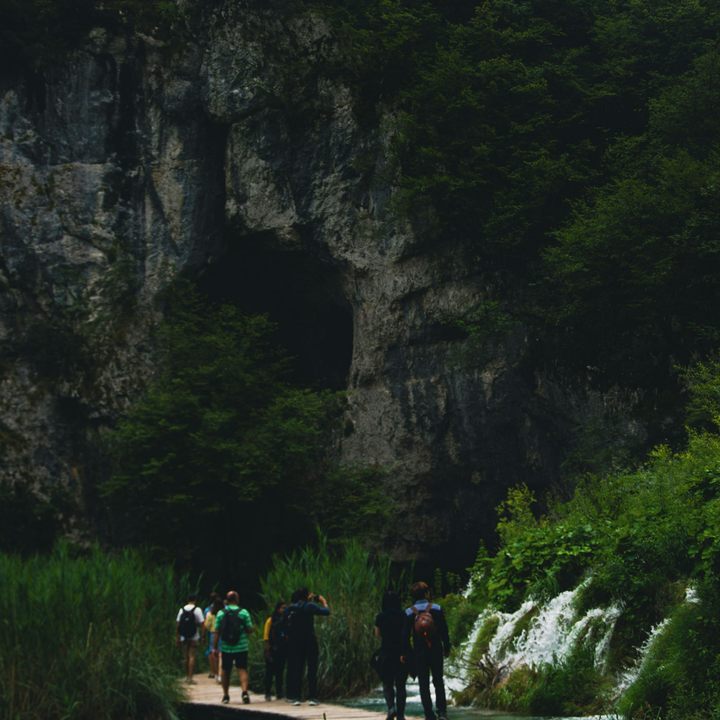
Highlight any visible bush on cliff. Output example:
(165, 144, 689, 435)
(100, 284, 386, 587)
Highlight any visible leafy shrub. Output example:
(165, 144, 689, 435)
(438, 592, 483, 648)
(471, 485, 599, 611)
(525, 645, 611, 716)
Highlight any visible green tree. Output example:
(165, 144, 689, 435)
(543, 45, 720, 388)
(101, 287, 345, 585)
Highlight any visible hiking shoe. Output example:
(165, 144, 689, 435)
(222, 695, 230, 704)
(309, 700, 319, 706)
(242, 691, 250, 704)
(208, 673, 215, 678)
(292, 700, 302, 706)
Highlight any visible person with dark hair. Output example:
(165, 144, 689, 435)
(284, 587, 330, 706)
(214, 590, 253, 705)
(204, 594, 223, 680)
(401, 582, 451, 720)
(176, 592, 204, 683)
(374, 590, 408, 720)
(263, 600, 288, 700)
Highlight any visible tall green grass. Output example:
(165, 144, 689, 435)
(0, 543, 185, 720)
(250, 535, 403, 697)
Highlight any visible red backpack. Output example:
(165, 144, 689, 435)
(413, 605, 437, 648)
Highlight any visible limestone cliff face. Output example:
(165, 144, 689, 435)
(0, 3, 640, 564)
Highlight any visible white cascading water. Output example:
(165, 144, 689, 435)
(613, 585, 698, 694)
(614, 617, 671, 694)
(452, 582, 704, 714)
(483, 584, 622, 672)
(446, 585, 623, 720)
(450, 582, 621, 686)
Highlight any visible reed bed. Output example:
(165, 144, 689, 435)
(0, 543, 185, 720)
(251, 536, 403, 698)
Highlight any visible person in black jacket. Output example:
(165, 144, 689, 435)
(284, 587, 330, 706)
(401, 582, 451, 720)
(374, 590, 408, 720)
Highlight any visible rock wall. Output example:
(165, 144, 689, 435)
(0, 2, 641, 565)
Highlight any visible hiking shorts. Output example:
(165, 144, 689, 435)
(222, 651, 248, 671)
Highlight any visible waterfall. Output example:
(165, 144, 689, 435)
(614, 617, 671, 694)
(483, 586, 621, 672)
(452, 581, 704, 713)
(453, 583, 622, 692)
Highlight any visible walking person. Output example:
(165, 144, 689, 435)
(204, 594, 223, 680)
(263, 600, 288, 700)
(401, 582, 451, 720)
(284, 588, 330, 706)
(214, 590, 253, 705)
(176, 593, 205, 683)
(374, 590, 408, 720)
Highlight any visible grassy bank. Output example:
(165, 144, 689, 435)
(0, 544, 184, 720)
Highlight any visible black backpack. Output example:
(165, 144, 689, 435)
(283, 603, 307, 640)
(220, 607, 246, 645)
(269, 613, 288, 649)
(178, 606, 198, 639)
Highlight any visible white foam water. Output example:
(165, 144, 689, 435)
(452, 581, 622, 698)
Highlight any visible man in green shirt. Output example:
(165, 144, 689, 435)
(214, 590, 254, 704)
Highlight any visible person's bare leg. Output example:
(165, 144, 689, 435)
(182, 643, 191, 681)
(221, 665, 231, 698)
(187, 641, 197, 682)
(239, 668, 249, 693)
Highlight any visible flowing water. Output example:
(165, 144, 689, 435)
(345, 683, 617, 720)
(446, 583, 622, 690)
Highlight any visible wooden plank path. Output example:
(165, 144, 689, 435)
(185, 675, 386, 720)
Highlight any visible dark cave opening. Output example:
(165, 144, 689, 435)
(197, 231, 353, 391)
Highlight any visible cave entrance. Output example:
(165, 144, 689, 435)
(198, 231, 353, 391)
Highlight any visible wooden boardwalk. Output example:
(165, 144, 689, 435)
(185, 675, 386, 720)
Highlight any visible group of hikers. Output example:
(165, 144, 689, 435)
(176, 581, 451, 720)
(176, 586, 330, 706)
